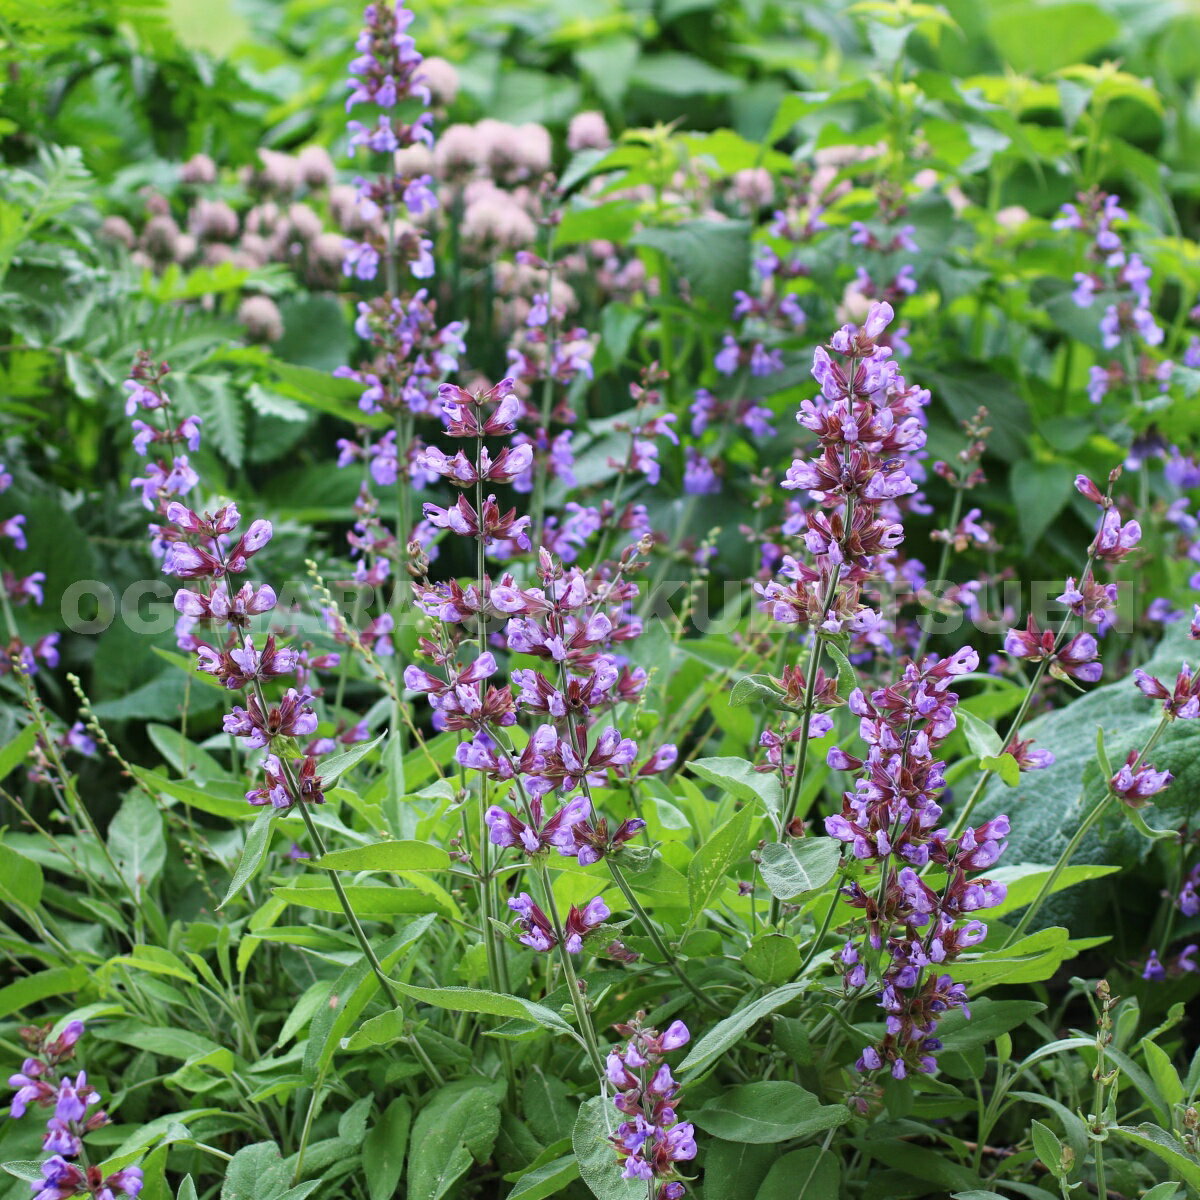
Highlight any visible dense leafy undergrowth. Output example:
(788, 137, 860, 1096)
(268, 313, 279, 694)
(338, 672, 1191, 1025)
(2, 1, 1200, 1198)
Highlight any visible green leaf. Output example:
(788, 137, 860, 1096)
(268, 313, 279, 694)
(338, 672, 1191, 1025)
(629, 53, 742, 96)
(218, 810, 276, 910)
(729, 674, 786, 709)
(974, 623, 1200, 931)
(1, 1162, 46, 1184)
(945, 927, 1074, 987)
(408, 1080, 503, 1200)
(107, 789, 166, 896)
(303, 918, 434, 1081)
(983, 862, 1120, 920)
(757, 838, 841, 901)
(0, 842, 43, 912)
(132, 769, 251, 822)
(702, 1141, 778, 1200)
(220, 1141, 288, 1200)
(958, 709, 1003, 760)
(754, 1147, 839, 1199)
(1010, 459, 1074, 553)
(688, 757, 783, 828)
(630, 219, 750, 312)
(689, 805, 753, 916)
(573, 36, 639, 110)
(271, 885, 444, 916)
(385, 981, 581, 1043)
(1113, 1125, 1200, 1189)
(312, 839, 449, 873)
(743, 933, 802, 986)
(937, 999, 1045, 1053)
(0, 966, 86, 1019)
(1140, 1038, 1185, 1111)
(679, 981, 808, 1078)
(979, 753, 1020, 786)
(1030, 1119, 1065, 1176)
(317, 733, 386, 787)
(692, 1081, 849, 1144)
(507, 1155, 581, 1199)
(573, 1096, 645, 1200)
(363, 1097, 411, 1200)
(986, 3, 1120, 76)
(0, 724, 36, 781)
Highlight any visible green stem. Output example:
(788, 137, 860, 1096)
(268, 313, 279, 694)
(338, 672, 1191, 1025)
(1004, 713, 1171, 945)
(535, 859, 606, 1081)
(607, 858, 719, 1013)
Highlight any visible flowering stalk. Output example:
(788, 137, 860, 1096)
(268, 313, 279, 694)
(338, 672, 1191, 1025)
(124, 352, 443, 1086)
(947, 468, 1139, 838)
(605, 1015, 695, 1198)
(8, 1020, 144, 1200)
(757, 300, 924, 924)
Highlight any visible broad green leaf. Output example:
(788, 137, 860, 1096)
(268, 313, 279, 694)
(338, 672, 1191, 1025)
(743, 933, 801, 986)
(312, 839, 449, 873)
(218, 810, 276, 910)
(0, 724, 36, 781)
(408, 1080, 502, 1200)
(757, 838, 841, 901)
(986, 3, 1120, 76)
(688, 756, 782, 826)
(630, 219, 750, 312)
(1141, 1038, 1185, 1111)
(0, 967, 86, 1019)
(317, 733, 386, 787)
(0, 842, 43, 912)
(680, 981, 808, 1078)
(937, 999, 1045, 1053)
(958, 709, 1002, 760)
(573, 1096, 644, 1200)
(1030, 1119, 1064, 1175)
(363, 1097, 411, 1200)
(755, 1147, 839, 1199)
(107, 789, 166, 895)
(689, 806, 753, 916)
(220, 1141, 288, 1200)
(133, 769, 251, 821)
(271, 885, 444, 916)
(703, 1141, 777, 1200)
(945, 927, 1074, 987)
(692, 1081, 849, 1144)
(1113, 1125, 1200, 1189)
(507, 1155, 581, 1199)
(979, 753, 1020, 786)
(386, 981, 580, 1042)
(983, 862, 1120, 919)
(728, 674, 786, 709)
(303, 917, 434, 1081)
